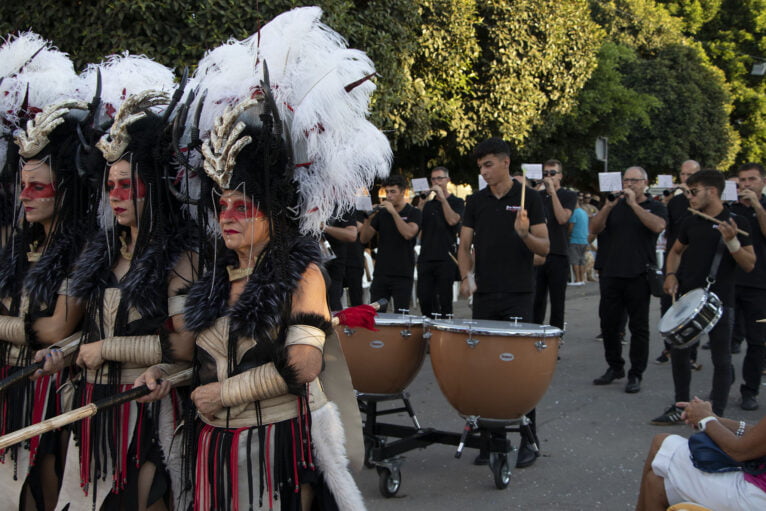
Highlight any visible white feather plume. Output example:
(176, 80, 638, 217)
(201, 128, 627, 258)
(197, 6, 391, 235)
(0, 32, 87, 170)
(79, 52, 176, 126)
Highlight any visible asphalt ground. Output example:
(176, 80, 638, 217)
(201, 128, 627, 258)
(350, 283, 763, 510)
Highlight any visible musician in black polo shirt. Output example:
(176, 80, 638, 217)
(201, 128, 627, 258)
(322, 212, 358, 310)
(360, 174, 422, 312)
(655, 160, 701, 366)
(591, 166, 667, 394)
(458, 137, 549, 469)
(731, 162, 766, 411)
(652, 170, 754, 425)
(533, 159, 577, 329)
(416, 166, 464, 319)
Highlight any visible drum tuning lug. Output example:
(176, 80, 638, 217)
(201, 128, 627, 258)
(343, 326, 356, 336)
(446, 313, 454, 321)
(466, 335, 480, 348)
(397, 308, 410, 316)
(432, 313, 442, 320)
(423, 330, 432, 340)
(400, 328, 412, 338)
(535, 340, 547, 351)
(509, 316, 521, 326)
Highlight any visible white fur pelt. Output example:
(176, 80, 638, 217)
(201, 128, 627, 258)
(311, 402, 367, 511)
(194, 6, 391, 235)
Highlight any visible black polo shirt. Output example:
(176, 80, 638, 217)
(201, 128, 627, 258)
(419, 194, 465, 262)
(597, 197, 668, 279)
(346, 209, 366, 270)
(462, 180, 546, 293)
(370, 203, 422, 278)
(325, 213, 356, 264)
(731, 200, 766, 289)
(677, 209, 751, 306)
(540, 188, 578, 256)
(666, 193, 691, 252)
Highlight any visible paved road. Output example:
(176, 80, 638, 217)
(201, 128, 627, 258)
(350, 283, 763, 510)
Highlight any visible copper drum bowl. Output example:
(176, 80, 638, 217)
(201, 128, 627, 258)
(429, 319, 562, 420)
(337, 313, 427, 395)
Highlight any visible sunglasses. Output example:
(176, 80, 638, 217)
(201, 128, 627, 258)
(686, 187, 707, 197)
(542, 170, 558, 177)
(431, 176, 448, 181)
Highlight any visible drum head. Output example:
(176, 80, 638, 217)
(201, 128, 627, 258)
(429, 318, 563, 337)
(374, 313, 424, 327)
(659, 288, 707, 334)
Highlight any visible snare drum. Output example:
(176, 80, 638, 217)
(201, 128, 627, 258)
(336, 313, 427, 395)
(429, 319, 562, 420)
(659, 288, 723, 349)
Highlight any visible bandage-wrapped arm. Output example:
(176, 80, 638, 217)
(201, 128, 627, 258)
(101, 335, 163, 365)
(0, 315, 26, 344)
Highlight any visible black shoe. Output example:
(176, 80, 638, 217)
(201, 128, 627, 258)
(654, 350, 670, 365)
(732, 342, 742, 354)
(690, 360, 703, 371)
(650, 405, 684, 425)
(473, 452, 489, 466)
(741, 395, 759, 411)
(593, 368, 625, 385)
(515, 439, 539, 468)
(625, 376, 641, 394)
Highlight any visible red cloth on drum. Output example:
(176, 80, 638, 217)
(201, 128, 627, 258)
(334, 305, 378, 331)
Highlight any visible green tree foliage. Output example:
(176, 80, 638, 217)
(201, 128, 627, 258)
(523, 42, 660, 190)
(589, 0, 685, 55)
(695, 0, 766, 166)
(609, 43, 738, 173)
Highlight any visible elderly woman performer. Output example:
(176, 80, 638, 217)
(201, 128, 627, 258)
(636, 396, 766, 510)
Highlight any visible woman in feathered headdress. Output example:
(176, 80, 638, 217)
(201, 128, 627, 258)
(49, 54, 198, 511)
(134, 7, 391, 510)
(0, 32, 95, 510)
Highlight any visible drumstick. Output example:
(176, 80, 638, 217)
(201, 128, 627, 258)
(520, 169, 526, 211)
(448, 253, 459, 266)
(687, 208, 749, 236)
(757, 319, 766, 323)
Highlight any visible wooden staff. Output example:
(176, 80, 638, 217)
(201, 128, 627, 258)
(687, 208, 749, 236)
(0, 332, 81, 393)
(448, 253, 459, 267)
(0, 368, 192, 451)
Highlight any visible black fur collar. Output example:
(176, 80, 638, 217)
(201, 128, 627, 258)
(70, 226, 195, 322)
(184, 237, 321, 349)
(24, 226, 87, 314)
(0, 227, 86, 314)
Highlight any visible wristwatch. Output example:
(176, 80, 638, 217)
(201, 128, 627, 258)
(697, 416, 718, 432)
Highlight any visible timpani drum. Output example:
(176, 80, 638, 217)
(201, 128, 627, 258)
(428, 319, 562, 420)
(337, 313, 427, 395)
(659, 288, 723, 349)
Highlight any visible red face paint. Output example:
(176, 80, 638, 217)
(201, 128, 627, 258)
(219, 198, 264, 223)
(106, 176, 146, 201)
(20, 181, 55, 201)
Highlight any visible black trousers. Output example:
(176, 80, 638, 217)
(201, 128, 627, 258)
(598, 276, 651, 380)
(370, 274, 413, 313)
(736, 286, 766, 398)
(671, 307, 733, 416)
(417, 259, 456, 319)
(343, 265, 364, 307)
(473, 292, 533, 323)
(533, 254, 569, 329)
(326, 260, 345, 311)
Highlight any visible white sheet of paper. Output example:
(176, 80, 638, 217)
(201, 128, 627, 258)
(355, 195, 373, 211)
(723, 180, 738, 202)
(478, 175, 487, 190)
(657, 174, 674, 188)
(598, 172, 623, 192)
(521, 163, 543, 180)
(411, 177, 430, 193)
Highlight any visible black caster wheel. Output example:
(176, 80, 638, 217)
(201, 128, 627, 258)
(490, 453, 511, 489)
(364, 437, 385, 469)
(377, 466, 401, 498)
